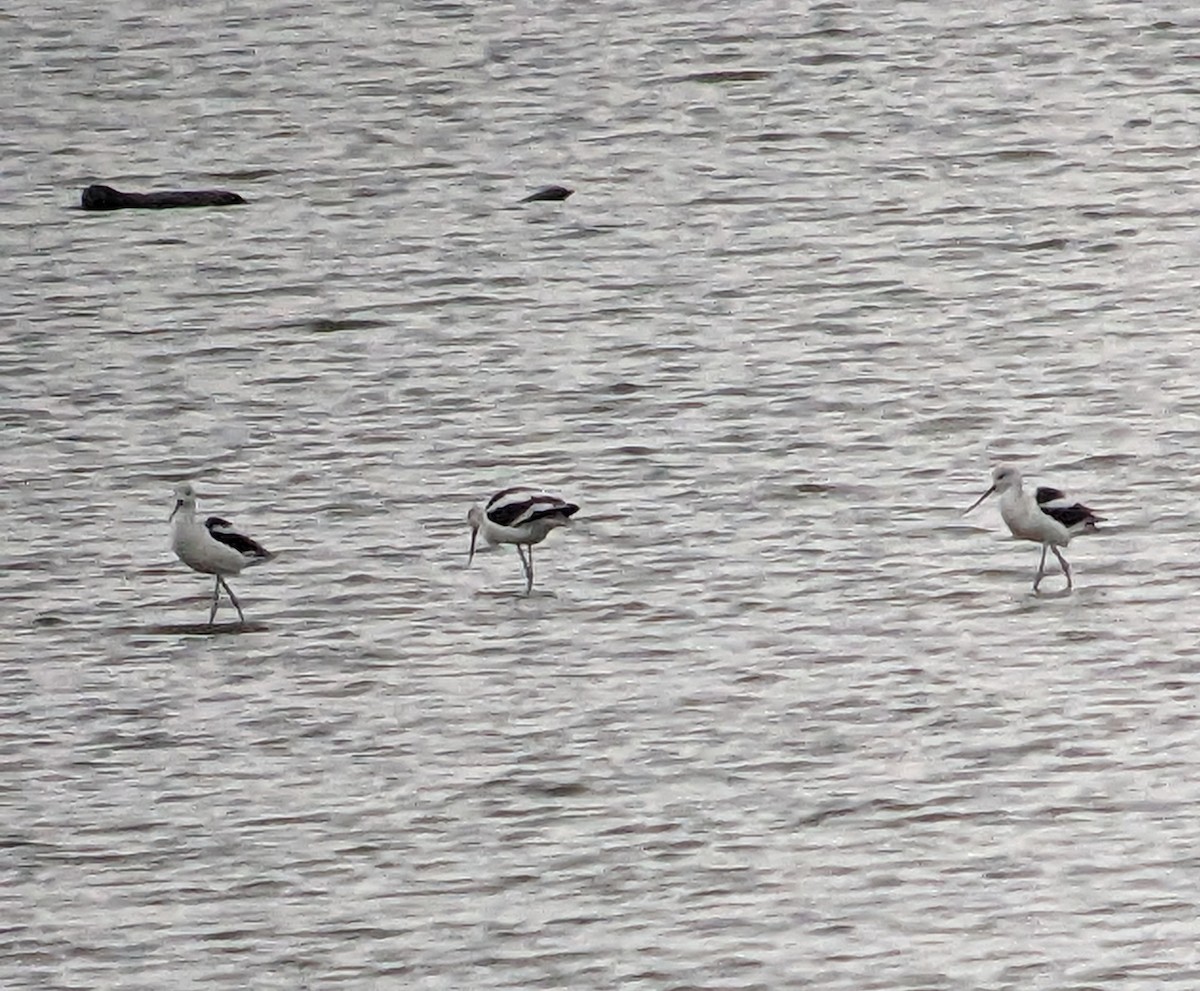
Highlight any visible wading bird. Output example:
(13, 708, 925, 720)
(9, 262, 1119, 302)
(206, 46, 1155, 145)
(169, 482, 272, 624)
(468, 487, 579, 593)
(965, 465, 1103, 592)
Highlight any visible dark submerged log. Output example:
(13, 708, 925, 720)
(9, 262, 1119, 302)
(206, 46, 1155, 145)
(81, 184, 247, 210)
(520, 184, 573, 203)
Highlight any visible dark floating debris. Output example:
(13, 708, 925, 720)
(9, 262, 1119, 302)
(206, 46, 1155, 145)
(81, 184, 247, 211)
(520, 184, 574, 203)
(681, 69, 774, 83)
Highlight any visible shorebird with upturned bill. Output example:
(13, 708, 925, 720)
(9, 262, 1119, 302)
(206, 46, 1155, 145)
(169, 482, 272, 625)
(468, 487, 579, 593)
(965, 465, 1104, 592)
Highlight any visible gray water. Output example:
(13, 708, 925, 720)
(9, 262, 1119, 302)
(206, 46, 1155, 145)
(5, 0, 1200, 988)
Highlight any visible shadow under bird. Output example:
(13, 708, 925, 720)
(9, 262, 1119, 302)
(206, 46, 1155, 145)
(169, 482, 273, 625)
(965, 465, 1104, 592)
(467, 487, 579, 593)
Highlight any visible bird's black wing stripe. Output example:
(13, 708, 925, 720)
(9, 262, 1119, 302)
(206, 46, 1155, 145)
(488, 496, 578, 528)
(1040, 503, 1102, 528)
(1035, 487, 1066, 505)
(486, 487, 534, 511)
(205, 516, 270, 557)
(524, 503, 580, 524)
(489, 496, 544, 527)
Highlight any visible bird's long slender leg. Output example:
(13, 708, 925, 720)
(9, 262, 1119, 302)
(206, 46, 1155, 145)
(515, 545, 530, 593)
(1033, 544, 1048, 592)
(516, 544, 534, 593)
(1051, 547, 1073, 590)
(209, 577, 221, 625)
(219, 576, 246, 624)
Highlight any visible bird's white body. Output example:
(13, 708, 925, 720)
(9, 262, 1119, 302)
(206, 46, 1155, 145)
(996, 485, 1072, 548)
(172, 509, 258, 576)
(471, 509, 569, 550)
(966, 466, 1103, 591)
(468, 487, 579, 593)
(169, 482, 271, 624)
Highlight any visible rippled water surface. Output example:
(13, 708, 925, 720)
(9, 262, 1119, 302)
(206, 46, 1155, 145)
(6, 1, 1200, 988)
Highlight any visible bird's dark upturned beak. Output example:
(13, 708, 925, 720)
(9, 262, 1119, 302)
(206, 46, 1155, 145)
(468, 525, 478, 565)
(168, 499, 183, 521)
(964, 485, 996, 515)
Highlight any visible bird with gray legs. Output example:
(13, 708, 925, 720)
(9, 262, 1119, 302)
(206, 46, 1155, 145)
(169, 482, 272, 624)
(468, 487, 579, 593)
(965, 465, 1104, 592)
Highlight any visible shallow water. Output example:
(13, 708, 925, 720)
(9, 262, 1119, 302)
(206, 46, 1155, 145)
(6, 1, 1200, 988)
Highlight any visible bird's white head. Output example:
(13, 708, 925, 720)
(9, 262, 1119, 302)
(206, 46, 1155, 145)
(965, 464, 1023, 514)
(990, 465, 1022, 493)
(170, 481, 198, 521)
(467, 505, 484, 564)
